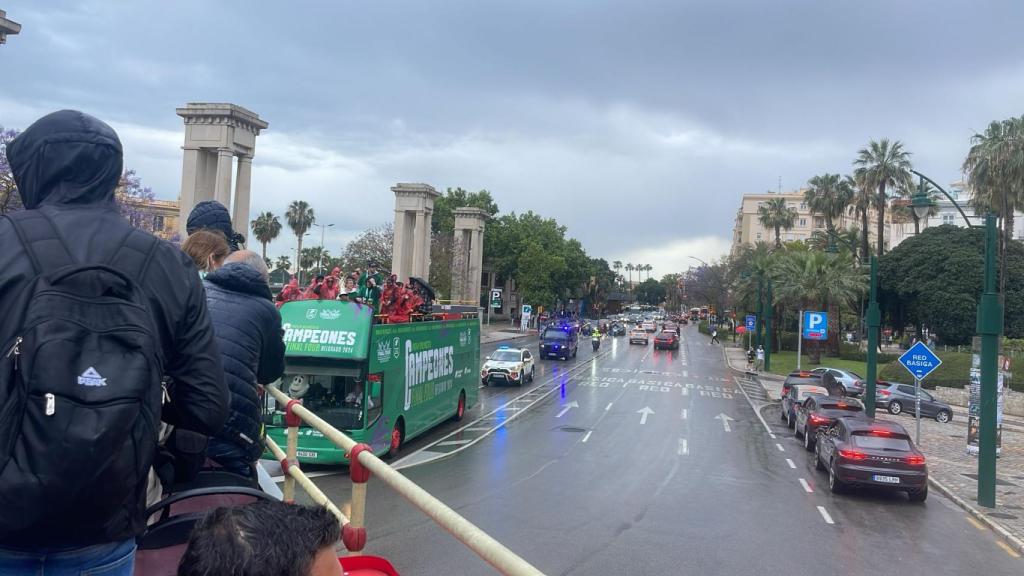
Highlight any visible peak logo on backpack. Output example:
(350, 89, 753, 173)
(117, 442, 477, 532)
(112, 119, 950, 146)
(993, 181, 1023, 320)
(77, 367, 107, 387)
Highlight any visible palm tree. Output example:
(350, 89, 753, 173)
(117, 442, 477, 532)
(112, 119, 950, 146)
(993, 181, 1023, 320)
(757, 197, 798, 247)
(625, 263, 635, 292)
(963, 116, 1024, 296)
(772, 251, 865, 363)
(646, 264, 654, 281)
(275, 255, 291, 272)
(250, 211, 282, 261)
(853, 138, 913, 258)
(286, 200, 315, 284)
(805, 173, 854, 234)
(612, 261, 623, 287)
(847, 174, 873, 261)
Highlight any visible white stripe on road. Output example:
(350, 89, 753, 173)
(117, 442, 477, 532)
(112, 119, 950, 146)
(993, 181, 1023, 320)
(799, 478, 813, 493)
(786, 458, 796, 469)
(682, 387, 689, 396)
(582, 431, 592, 443)
(605, 402, 613, 411)
(464, 427, 491, 432)
(437, 439, 473, 447)
(680, 408, 688, 420)
(776, 443, 785, 452)
(678, 438, 688, 455)
(817, 506, 835, 525)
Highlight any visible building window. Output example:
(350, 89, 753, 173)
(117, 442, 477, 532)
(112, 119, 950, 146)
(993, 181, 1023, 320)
(755, 232, 762, 240)
(154, 215, 165, 231)
(799, 218, 807, 227)
(814, 216, 824, 228)
(942, 214, 955, 225)
(800, 202, 806, 210)
(786, 233, 795, 241)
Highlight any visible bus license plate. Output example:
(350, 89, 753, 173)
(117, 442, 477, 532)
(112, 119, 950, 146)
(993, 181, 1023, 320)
(872, 474, 899, 484)
(297, 450, 317, 459)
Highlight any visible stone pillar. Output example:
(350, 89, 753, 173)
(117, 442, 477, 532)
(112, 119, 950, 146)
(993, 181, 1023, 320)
(390, 183, 440, 282)
(176, 103, 268, 238)
(233, 155, 253, 242)
(214, 147, 234, 208)
(411, 210, 428, 279)
(451, 207, 488, 305)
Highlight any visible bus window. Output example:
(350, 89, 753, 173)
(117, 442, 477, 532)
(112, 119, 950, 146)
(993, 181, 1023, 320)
(284, 373, 368, 430)
(367, 377, 383, 425)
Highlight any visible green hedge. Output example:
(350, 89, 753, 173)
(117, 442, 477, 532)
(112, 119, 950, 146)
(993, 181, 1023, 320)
(839, 343, 898, 364)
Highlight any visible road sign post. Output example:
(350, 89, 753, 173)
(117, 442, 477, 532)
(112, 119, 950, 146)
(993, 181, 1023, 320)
(799, 311, 828, 370)
(898, 342, 943, 445)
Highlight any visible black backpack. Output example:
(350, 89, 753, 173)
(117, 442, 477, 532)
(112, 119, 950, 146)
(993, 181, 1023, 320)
(0, 210, 163, 543)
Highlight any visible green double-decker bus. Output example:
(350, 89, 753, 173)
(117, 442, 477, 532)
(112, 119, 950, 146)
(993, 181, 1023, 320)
(264, 300, 480, 464)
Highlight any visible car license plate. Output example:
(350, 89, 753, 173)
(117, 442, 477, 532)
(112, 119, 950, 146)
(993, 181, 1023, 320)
(297, 450, 317, 459)
(872, 474, 900, 484)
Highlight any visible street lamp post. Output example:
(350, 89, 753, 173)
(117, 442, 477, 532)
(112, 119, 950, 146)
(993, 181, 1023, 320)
(313, 223, 334, 275)
(911, 170, 1001, 508)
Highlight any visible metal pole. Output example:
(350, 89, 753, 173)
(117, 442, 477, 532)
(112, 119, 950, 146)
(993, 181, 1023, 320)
(319, 224, 326, 274)
(864, 255, 880, 418)
(797, 309, 803, 370)
(915, 377, 922, 445)
(755, 276, 763, 351)
(764, 280, 773, 372)
(977, 214, 1002, 508)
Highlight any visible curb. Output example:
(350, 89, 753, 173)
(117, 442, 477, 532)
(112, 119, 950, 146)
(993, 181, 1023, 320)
(928, 476, 1024, 556)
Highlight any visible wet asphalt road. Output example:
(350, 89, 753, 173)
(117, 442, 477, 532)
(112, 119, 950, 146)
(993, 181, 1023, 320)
(306, 325, 1022, 575)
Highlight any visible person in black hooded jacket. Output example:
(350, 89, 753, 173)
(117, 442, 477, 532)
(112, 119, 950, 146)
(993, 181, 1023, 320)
(0, 110, 228, 573)
(203, 250, 286, 478)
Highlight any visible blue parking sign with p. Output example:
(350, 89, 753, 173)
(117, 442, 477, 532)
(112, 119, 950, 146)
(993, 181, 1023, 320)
(803, 311, 827, 340)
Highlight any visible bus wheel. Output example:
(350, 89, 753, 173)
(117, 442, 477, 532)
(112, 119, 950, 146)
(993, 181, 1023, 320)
(388, 420, 404, 459)
(453, 390, 466, 422)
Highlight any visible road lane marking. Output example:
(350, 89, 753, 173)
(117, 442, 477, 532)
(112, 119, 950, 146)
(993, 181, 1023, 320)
(582, 431, 592, 443)
(776, 443, 785, 452)
(437, 439, 473, 447)
(715, 413, 734, 432)
(786, 458, 796, 469)
(966, 517, 986, 531)
(996, 540, 1021, 558)
(464, 427, 491, 432)
(637, 406, 654, 424)
(817, 506, 834, 524)
(680, 408, 687, 420)
(799, 478, 813, 493)
(605, 402, 613, 411)
(392, 349, 611, 470)
(732, 375, 773, 436)
(678, 438, 688, 455)
(682, 387, 689, 396)
(556, 401, 579, 418)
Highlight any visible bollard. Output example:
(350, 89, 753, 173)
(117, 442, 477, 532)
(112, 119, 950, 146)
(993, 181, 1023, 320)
(343, 443, 373, 554)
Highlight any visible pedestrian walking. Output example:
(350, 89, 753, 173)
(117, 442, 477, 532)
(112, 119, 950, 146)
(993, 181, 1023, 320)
(202, 250, 286, 479)
(710, 327, 720, 344)
(0, 110, 228, 573)
(746, 347, 755, 371)
(755, 345, 765, 372)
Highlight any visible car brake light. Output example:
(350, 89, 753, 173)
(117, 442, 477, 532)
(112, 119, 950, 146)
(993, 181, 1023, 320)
(836, 402, 848, 408)
(838, 449, 867, 461)
(879, 389, 891, 397)
(905, 455, 926, 466)
(368, 373, 382, 382)
(870, 430, 892, 436)
(809, 414, 829, 425)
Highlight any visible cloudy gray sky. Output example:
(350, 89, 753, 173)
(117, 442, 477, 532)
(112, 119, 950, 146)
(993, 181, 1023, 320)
(3, 1, 1023, 276)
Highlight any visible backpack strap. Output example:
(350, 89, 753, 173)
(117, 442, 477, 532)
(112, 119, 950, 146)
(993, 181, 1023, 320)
(107, 227, 161, 284)
(3, 210, 77, 275)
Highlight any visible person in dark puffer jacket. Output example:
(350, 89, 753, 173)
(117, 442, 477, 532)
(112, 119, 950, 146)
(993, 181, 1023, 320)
(203, 250, 286, 477)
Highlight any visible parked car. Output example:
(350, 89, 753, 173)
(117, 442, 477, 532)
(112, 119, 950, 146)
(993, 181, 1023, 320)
(875, 381, 953, 423)
(794, 395, 865, 450)
(782, 384, 829, 428)
(809, 367, 865, 397)
(629, 328, 649, 345)
(780, 371, 824, 402)
(653, 330, 680, 350)
(814, 417, 929, 501)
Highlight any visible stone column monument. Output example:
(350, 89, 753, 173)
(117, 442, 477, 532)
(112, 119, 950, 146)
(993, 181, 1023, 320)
(176, 103, 269, 240)
(451, 207, 488, 305)
(390, 183, 440, 282)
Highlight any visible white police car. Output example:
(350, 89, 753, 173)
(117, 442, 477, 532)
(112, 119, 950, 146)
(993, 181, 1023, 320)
(480, 346, 535, 386)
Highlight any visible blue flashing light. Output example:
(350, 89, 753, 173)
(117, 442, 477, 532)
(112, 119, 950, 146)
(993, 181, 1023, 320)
(497, 344, 512, 349)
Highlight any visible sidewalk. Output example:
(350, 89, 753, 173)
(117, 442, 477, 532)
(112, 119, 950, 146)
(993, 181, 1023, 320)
(722, 345, 1024, 554)
(481, 322, 533, 345)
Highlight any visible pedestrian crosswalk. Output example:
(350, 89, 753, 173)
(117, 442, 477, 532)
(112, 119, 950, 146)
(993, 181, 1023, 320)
(734, 375, 769, 403)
